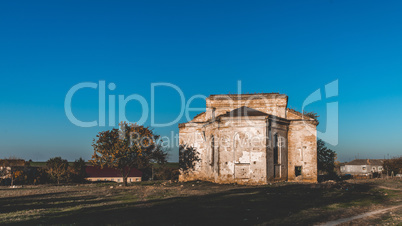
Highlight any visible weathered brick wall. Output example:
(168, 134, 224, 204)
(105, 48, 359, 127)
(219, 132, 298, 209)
(287, 121, 317, 182)
(190, 112, 206, 122)
(178, 123, 207, 182)
(267, 117, 289, 181)
(179, 94, 318, 184)
(212, 117, 268, 184)
(180, 117, 269, 184)
(206, 94, 288, 120)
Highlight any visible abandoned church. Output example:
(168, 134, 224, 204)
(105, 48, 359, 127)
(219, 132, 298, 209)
(179, 93, 318, 184)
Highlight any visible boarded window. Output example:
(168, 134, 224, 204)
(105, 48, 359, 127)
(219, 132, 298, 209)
(274, 165, 281, 178)
(234, 133, 250, 164)
(274, 134, 279, 164)
(278, 136, 284, 164)
(295, 166, 302, 177)
(298, 148, 303, 161)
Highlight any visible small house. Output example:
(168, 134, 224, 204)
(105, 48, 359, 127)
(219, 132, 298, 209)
(340, 159, 384, 176)
(0, 159, 27, 179)
(85, 166, 142, 183)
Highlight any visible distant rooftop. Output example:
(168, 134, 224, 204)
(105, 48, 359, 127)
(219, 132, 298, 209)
(345, 159, 384, 166)
(85, 166, 142, 178)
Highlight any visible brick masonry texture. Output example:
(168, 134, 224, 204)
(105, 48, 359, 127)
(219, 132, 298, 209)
(179, 94, 317, 184)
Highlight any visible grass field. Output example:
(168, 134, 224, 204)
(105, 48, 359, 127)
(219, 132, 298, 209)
(0, 179, 401, 225)
(29, 162, 179, 168)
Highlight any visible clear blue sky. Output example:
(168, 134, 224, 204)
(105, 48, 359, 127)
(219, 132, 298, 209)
(0, 0, 401, 162)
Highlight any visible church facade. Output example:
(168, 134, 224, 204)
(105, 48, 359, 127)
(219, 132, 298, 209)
(179, 93, 318, 184)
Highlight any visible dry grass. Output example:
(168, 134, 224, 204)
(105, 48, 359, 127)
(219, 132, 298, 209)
(0, 179, 401, 225)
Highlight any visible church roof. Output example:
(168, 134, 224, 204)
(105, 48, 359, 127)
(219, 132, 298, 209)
(219, 106, 269, 118)
(208, 93, 287, 100)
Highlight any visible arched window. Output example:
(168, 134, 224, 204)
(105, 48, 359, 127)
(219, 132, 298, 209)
(210, 135, 215, 166)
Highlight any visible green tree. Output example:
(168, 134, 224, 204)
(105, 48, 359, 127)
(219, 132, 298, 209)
(70, 158, 87, 182)
(383, 157, 402, 176)
(46, 157, 69, 184)
(179, 145, 201, 174)
(30, 167, 48, 185)
(317, 139, 337, 176)
(153, 165, 180, 180)
(91, 122, 167, 186)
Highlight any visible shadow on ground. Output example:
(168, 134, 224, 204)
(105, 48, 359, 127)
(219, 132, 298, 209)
(0, 182, 390, 225)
